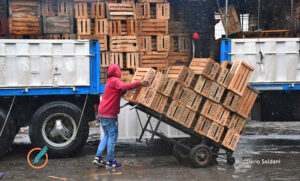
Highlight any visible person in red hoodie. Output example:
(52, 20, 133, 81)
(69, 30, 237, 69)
(93, 64, 148, 168)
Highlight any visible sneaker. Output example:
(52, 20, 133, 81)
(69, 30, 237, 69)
(93, 156, 106, 166)
(106, 160, 121, 168)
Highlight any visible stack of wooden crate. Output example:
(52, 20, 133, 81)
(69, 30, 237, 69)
(126, 59, 258, 151)
(137, 0, 170, 70)
(42, 0, 74, 39)
(167, 0, 191, 67)
(0, 0, 8, 38)
(8, 0, 42, 39)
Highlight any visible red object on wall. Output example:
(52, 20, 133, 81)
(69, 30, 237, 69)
(0, 18, 8, 35)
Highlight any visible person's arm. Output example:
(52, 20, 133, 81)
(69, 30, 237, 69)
(115, 79, 142, 93)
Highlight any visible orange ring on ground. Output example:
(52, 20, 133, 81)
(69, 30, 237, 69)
(27, 148, 48, 169)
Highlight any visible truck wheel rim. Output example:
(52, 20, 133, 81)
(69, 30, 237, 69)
(42, 113, 77, 148)
(196, 149, 209, 164)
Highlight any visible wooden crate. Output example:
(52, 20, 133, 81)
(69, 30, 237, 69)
(121, 70, 133, 83)
(0, 0, 8, 18)
(160, 79, 176, 96)
(9, 17, 41, 35)
(189, 58, 220, 80)
(139, 19, 168, 35)
(227, 61, 255, 96)
(157, 35, 170, 51)
(9, 0, 41, 18)
(207, 82, 225, 103)
(194, 116, 212, 136)
(0, 18, 8, 35)
(156, 3, 170, 19)
(138, 35, 170, 51)
(219, 5, 241, 35)
(167, 51, 191, 66)
(77, 19, 91, 35)
(206, 122, 225, 142)
(94, 35, 108, 51)
(172, 83, 184, 101)
(109, 20, 138, 36)
(184, 111, 197, 128)
(107, 3, 136, 20)
(100, 67, 108, 84)
(194, 75, 213, 97)
(143, 88, 160, 108)
(166, 100, 178, 119)
(136, 2, 150, 19)
(168, 21, 188, 35)
(126, 52, 139, 68)
(75, 2, 88, 18)
(178, 108, 189, 125)
(110, 53, 124, 68)
(200, 99, 219, 121)
(214, 105, 230, 126)
(178, 88, 192, 106)
(235, 86, 258, 118)
(42, 0, 73, 16)
(150, 72, 167, 90)
(95, 19, 108, 35)
(186, 94, 204, 112)
(166, 66, 189, 83)
(101, 52, 110, 67)
(125, 68, 156, 103)
(184, 70, 199, 89)
(222, 130, 240, 151)
(227, 114, 246, 134)
(156, 95, 170, 114)
(170, 35, 191, 52)
(140, 51, 168, 68)
(138, 36, 151, 51)
(173, 104, 185, 123)
(91, 2, 105, 18)
(110, 36, 138, 52)
(222, 91, 240, 112)
(43, 16, 73, 34)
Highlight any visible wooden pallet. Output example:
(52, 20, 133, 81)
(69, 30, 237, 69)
(170, 35, 191, 52)
(107, 3, 136, 20)
(194, 116, 212, 136)
(9, 0, 41, 18)
(166, 66, 189, 83)
(42, 0, 73, 17)
(139, 19, 168, 35)
(189, 58, 220, 80)
(222, 91, 240, 112)
(138, 36, 152, 51)
(140, 51, 168, 68)
(9, 17, 41, 35)
(235, 86, 258, 118)
(95, 19, 108, 35)
(227, 114, 246, 134)
(75, 2, 88, 18)
(125, 68, 156, 103)
(91, 2, 106, 18)
(110, 53, 124, 68)
(110, 36, 138, 52)
(136, 2, 169, 19)
(77, 19, 91, 35)
(101, 52, 110, 67)
(108, 20, 138, 36)
(222, 130, 240, 151)
(136, 2, 150, 19)
(43, 16, 73, 34)
(126, 52, 139, 68)
(186, 93, 204, 112)
(156, 3, 170, 19)
(206, 122, 225, 142)
(0, 18, 8, 35)
(157, 35, 170, 51)
(227, 61, 255, 96)
(150, 72, 167, 90)
(138, 35, 170, 51)
(194, 75, 213, 97)
(207, 82, 225, 103)
(100, 67, 108, 84)
(167, 51, 191, 66)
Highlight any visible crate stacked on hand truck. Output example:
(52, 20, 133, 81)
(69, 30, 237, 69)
(125, 58, 258, 167)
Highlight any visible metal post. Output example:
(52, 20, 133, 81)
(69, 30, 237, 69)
(225, 0, 228, 38)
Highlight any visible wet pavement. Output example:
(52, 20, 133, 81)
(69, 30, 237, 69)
(0, 121, 300, 181)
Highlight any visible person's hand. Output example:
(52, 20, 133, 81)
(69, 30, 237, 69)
(141, 80, 149, 87)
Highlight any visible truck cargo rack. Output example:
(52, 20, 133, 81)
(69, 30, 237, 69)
(127, 102, 235, 168)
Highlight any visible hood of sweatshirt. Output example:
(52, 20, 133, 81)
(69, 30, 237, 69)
(107, 64, 121, 78)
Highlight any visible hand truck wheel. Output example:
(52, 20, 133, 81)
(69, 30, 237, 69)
(189, 144, 212, 168)
(227, 157, 235, 165)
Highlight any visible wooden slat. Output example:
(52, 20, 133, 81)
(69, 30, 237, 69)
(101, 52, 110, 67)
(235, 85, 258, 118)
(156, 3, 170, 19)
(77, 19, 91, 35)
(126, 52, 139, 68)
(139, 19, 168, 35)
(110, 36, 138, 52)
(136, 2, 150, 19)
(107, 3, 136, 20)
(9, 0, 41, 18)
(95, 19, 108, 35)
(9, 17, 41, 35)
(43, 16, 73, 34)
(91, 2, 105, 19)
(75, 2, 88, 18)
(140, 51, 168, 68)
(110, 53, 124, 68)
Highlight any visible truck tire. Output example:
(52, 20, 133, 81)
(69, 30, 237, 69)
(0, 108, 16, 157)
(29, 101, 89, 157)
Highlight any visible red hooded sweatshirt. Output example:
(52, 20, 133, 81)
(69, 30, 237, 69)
(98, 64, 141, 118)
